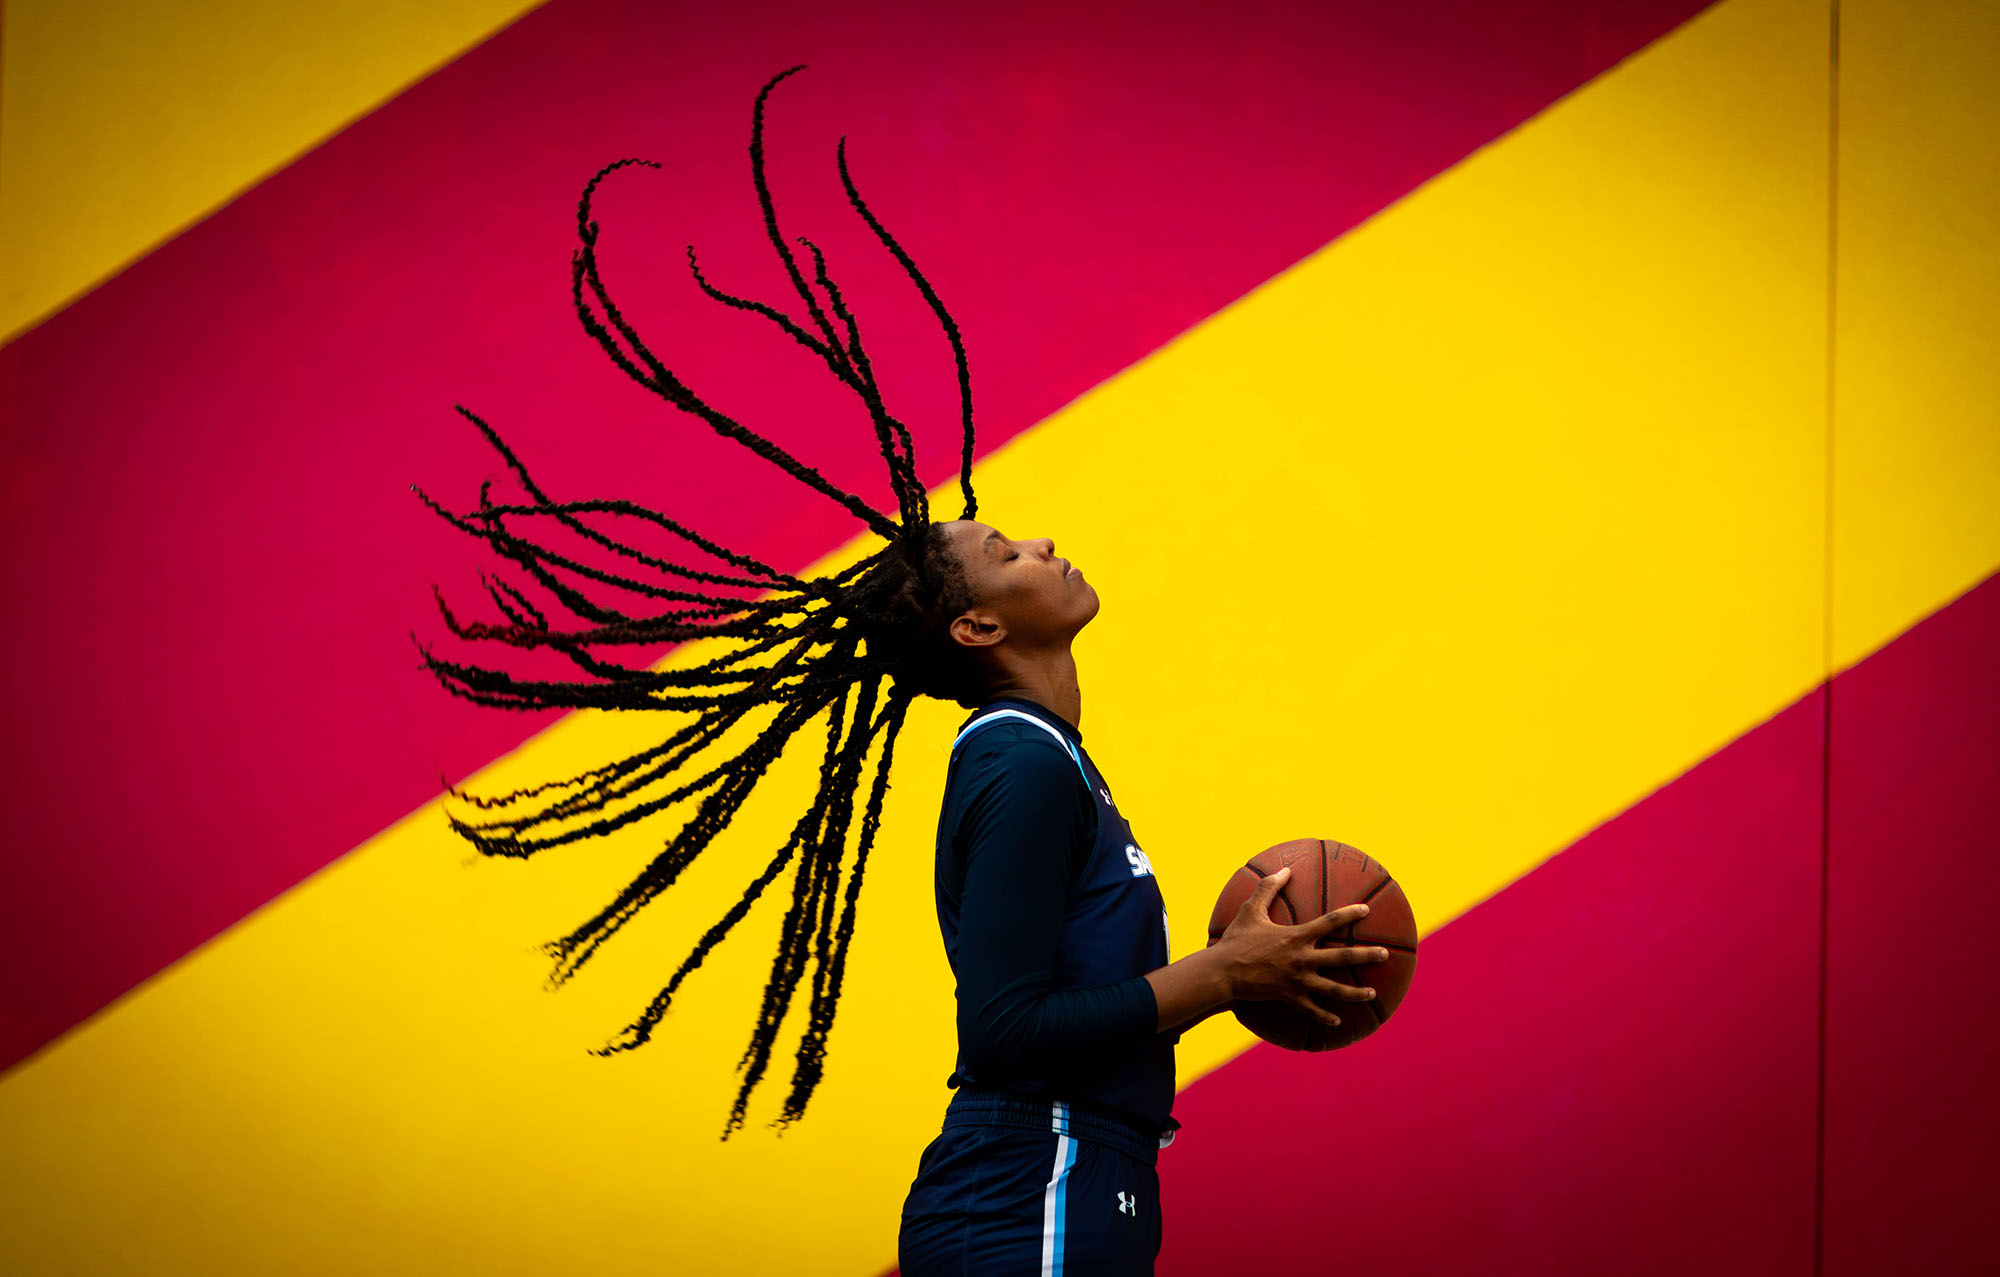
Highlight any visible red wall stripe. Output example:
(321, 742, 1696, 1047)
(1151, 567, 2000, 1276)
(0, 0, 1713, 1071)
(1156, 663, 1825, 1273)
(1824, 568, 2000, 1275)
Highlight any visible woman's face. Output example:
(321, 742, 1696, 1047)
(938, 519, 1099, 652)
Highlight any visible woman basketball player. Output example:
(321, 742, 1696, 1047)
(415, 67, 1389, 1273)
(893, 520, 1390, 1275)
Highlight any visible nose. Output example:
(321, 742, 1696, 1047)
(1033, 537, 1056, 559)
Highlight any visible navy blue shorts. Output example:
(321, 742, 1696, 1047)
(899, 1089, 1167, 1276)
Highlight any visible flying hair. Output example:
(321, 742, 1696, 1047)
(409, 65, 984, 1138)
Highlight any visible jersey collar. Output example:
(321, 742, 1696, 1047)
(962, 695, 1083, 745)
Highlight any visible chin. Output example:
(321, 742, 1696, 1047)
(1076, 586, 1102, 628)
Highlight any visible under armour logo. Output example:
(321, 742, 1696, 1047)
(1117, 1191, 1137, 1216)
(1099, 786, 1113, 807)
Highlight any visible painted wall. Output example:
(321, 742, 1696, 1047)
(0, 1, 1992, 1273)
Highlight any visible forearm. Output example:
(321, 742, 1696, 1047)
(966, 952, 1232, 1073)
(960, 975, 1158, 1077)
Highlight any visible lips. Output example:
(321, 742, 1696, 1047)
(1062, 558, 1076, 577)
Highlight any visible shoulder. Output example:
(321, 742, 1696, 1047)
(951, 720, 1087, 797)
(952, 720, 1080, 768)
(946, 722, 1096, 861)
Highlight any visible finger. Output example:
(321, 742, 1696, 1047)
(1287, 992, 1341, 1027)
(1239, 865, 1291, 916)
(1301, 901, 1371, 936)
(1304, 974, 1379, 1003)
(1306, 943, 1395, 966)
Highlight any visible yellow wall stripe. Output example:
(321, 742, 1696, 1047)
(4, 1, 1995, 1273)
(0, 0, 546, 343)
(1831, 0, 2000, 669)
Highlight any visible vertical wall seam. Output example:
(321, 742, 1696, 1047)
(1815, 2, 1841, 1275)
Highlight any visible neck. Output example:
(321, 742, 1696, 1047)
(979, 646, 1082, 731)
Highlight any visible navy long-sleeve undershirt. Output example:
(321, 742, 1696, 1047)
(939, 725, 1160, 1087)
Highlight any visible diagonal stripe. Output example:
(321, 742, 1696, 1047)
(1162, 638, 1832, 1272)
(0, 3, 1890, 1273)
(0, 0, 1711, 1073)
(1830, 0, 2000, 670)
(0, 0, 550, 342)
(1821, 7, 2000, 1267)
(1823, 569, 2000, 1275)
(948, 0, 1834, 1090)
(1160, 564, 2000, 1274)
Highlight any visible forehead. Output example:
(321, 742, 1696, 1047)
(941, 519, 1004, 553)
(938, 520, 1008, 581)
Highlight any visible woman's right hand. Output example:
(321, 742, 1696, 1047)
(1213, 864, 1391, 1027)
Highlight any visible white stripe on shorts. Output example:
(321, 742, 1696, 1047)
(1041, 1101, 1076, 1277)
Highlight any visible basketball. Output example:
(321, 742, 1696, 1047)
(1205, 839, 1419, 1051)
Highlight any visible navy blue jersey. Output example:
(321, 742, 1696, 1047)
(933, 696, 1181, 1138)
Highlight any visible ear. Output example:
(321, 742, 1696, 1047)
(948, 608, 1006, 650)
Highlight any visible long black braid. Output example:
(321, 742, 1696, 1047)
(410, 65, 986, 1138)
